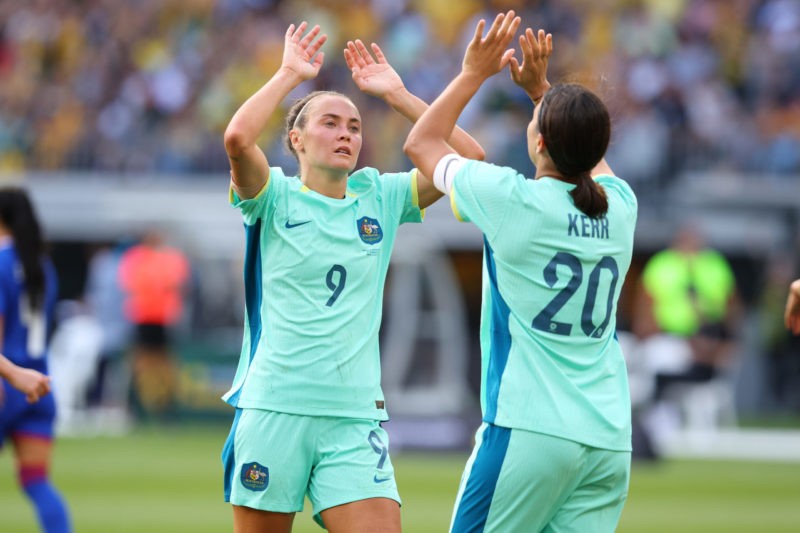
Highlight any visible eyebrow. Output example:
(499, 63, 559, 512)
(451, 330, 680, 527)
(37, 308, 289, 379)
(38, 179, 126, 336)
(320, 113, 361, 124)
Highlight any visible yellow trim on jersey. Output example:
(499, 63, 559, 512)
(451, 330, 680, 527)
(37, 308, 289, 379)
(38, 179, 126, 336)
(229, 178, 269, 204)
(300, 184, 310, 193)
(450, 193, 466, 222)
(410, 168, 420, 206)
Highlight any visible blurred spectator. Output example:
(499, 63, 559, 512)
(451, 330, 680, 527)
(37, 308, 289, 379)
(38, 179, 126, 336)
(83, 243, 132, 409)
(634, 224, 741, 403)
(0, 0, 797, 185)
(47, 299, 103, 433)
(118, 229, 189, 418)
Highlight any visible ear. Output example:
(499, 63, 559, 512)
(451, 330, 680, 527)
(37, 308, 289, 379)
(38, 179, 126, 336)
(289, 129, 304, 152)
(535, 132, 546, 154)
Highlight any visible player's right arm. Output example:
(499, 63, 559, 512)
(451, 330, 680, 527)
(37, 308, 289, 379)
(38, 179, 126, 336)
(223, 22, 326, 199)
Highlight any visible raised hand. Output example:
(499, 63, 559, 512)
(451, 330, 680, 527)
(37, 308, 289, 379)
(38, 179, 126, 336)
(281, 22, 327, 81)
(509, 28, 553, 102)
(462, 10, 521, 81)
(344, 40, 404, 99)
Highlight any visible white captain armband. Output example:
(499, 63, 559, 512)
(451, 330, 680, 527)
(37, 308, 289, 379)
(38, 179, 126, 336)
(433, 154, 466, 195)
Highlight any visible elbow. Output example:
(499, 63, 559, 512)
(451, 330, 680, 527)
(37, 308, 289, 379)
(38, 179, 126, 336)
(469, 145, 486, 161)
(223, 124, 252, 159)
(403, 133, 422, 164)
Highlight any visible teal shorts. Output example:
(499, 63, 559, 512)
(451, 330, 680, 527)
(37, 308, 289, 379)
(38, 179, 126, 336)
(222, 408, 400, 525)
(451, 423, 630, 533)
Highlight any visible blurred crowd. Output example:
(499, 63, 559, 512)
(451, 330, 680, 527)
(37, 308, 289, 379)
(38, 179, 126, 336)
(1, 0, 799, 191)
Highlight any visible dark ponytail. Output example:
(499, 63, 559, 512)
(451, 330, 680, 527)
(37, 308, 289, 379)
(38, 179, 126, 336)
(538, 83, 610, 218)
(0, 187, 46, 311)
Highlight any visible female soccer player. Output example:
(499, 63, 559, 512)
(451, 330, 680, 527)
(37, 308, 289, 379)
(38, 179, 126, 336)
(405, 11, 637, 532)
(220, 22, 484, 533)
(0, 187, 70, 533)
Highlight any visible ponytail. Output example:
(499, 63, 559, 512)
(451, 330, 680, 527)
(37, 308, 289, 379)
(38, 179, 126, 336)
(0, 188, 46, 311)
(569, 173, 608, 219)
(537, 84, 611, 218)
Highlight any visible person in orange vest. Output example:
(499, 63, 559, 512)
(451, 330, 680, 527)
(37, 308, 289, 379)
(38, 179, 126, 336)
(118, 229, 189, 417)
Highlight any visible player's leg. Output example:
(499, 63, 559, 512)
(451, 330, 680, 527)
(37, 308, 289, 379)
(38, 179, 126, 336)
(450, 424, 584, 533)
(311, 418, 401, 533)
(320, 497, 400, 533)
(10, 389, 71, 533)
(232, 505, 295, 533)
(223, 409, 314, 532)
(13, 434, 71, 533)
(542, 448, 630, 533)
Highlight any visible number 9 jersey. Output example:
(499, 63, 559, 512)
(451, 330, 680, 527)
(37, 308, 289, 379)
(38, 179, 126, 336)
(223, 167, 423, 421)
(449, 160, 637, 452)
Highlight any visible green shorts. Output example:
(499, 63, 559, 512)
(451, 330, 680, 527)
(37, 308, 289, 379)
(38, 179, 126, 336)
(451, 423, 630, 533)
(222, 408, 400, 525)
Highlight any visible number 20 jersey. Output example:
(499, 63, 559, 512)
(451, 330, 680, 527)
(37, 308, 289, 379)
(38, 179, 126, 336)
(223, 167, 422, 420)
(450, 161, 637, 451)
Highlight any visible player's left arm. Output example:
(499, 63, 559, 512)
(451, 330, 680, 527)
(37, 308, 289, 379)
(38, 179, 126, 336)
(344, 39, 486, 209)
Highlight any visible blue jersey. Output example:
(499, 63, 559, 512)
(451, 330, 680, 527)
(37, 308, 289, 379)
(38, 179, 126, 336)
(0, 240, 58, 374)
(450, 160, 637, 451)
(0, 240, 59, 444)
(223, 167, 423, 420)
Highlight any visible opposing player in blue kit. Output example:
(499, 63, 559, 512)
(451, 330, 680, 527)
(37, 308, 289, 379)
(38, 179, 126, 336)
(220, 21, 484, 532)
(0, 187, 70, 533)
(405, 11, 637, 533)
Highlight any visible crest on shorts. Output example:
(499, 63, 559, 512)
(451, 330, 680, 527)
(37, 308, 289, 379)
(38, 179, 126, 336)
(240, 462, 269, 492)
(357, 216, 383, 245)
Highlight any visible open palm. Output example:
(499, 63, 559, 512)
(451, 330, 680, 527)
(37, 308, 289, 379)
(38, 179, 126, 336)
(282, 22, 327, 81)
(344, 40, 404, 98)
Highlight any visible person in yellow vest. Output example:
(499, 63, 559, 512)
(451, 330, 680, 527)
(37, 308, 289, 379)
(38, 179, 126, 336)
(634, 224, 741, 400)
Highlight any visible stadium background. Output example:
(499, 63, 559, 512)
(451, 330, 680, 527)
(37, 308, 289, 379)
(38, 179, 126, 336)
(1, 0, 800, 531)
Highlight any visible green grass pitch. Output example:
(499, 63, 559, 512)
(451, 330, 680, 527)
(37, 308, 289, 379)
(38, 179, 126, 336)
(1, 425, 799, 532)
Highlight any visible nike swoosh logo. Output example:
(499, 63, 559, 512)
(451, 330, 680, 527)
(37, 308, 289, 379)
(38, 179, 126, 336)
(373, 474, 392, 484)
(285, 220, 311, 229)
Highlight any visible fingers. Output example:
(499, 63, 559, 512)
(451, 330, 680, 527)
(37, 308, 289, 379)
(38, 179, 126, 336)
(288, 22, 327, 56)
(370, 42, 388, 64)
(345, 41, 366, 69)
(471, 19, 486, 47)
(484, 12, 507, 41)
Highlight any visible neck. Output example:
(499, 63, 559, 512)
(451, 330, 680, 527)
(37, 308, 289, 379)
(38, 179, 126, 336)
(300, 166, 349, 199)
(534, 157, 566, 181)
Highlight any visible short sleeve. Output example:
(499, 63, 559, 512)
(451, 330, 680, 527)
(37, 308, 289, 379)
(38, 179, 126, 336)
(229, 167, 288, 224)
(376, 169, 423, 225)
(594, 174, 638, 220)
(450, 160, 521, 239)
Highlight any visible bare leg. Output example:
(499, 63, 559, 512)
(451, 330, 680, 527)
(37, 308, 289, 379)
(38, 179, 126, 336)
(232, 505, 295, 533)
(321, 497, 400, 533)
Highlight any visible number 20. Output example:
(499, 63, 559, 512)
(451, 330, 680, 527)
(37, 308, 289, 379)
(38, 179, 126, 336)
(531, 252, 619, 338)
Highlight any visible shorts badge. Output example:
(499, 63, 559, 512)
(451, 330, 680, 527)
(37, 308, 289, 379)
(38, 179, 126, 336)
(357, 216, 383, 245)
(240, 462, 269, 492)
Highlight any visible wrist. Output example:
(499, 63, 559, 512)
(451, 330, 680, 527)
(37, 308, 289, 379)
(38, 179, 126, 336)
(528, 81, 551, 104)
(275, 66, 307, 86)
(384, 85, 410, 109)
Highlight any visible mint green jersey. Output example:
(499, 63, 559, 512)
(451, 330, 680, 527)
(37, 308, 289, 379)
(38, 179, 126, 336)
(450, 160, 637, 451)
(223, 167, 423, 420)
